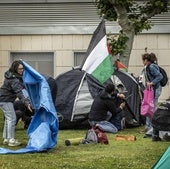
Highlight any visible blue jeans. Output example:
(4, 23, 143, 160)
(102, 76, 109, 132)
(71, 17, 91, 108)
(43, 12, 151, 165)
(146, 85, 162, 130)
(110, 112, 123, 131)
(0, 102, 16, 139)
(88, 120, 118, 133)
(88, 111, 119, 133)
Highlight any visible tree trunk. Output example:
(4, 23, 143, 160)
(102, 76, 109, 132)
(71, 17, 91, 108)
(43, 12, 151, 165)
(121, 29, 135, 67)
(113, 3, 135, 67)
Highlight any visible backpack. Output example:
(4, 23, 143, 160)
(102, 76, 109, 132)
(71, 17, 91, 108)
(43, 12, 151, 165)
(147, 64, 168, 87)
(158, 66, 168, 87)
(82, 126, 109, 144)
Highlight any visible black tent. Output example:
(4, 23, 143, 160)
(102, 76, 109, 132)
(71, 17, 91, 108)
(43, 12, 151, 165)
(54, 68, 143, 129)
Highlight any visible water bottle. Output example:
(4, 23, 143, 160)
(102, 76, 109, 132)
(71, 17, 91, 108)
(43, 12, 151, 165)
(65, 138, 84, 146)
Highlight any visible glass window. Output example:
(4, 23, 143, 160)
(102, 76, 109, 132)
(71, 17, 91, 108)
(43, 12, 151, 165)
(10, 52, 54, 77)
(74, 51, 86, 67)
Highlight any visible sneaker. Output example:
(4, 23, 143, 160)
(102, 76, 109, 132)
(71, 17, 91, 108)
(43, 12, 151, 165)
(8, 138, 22, 147)
(143, 134, 152, 138)
(3, 139, 9, 145)
(163, 133, 170, 141)
(145, 127, 153, 136)
(152, 136, 162, 142)
(139, 129, 147, 134)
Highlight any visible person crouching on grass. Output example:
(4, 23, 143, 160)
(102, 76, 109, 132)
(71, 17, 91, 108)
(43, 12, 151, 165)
(88, 83, 126, 133)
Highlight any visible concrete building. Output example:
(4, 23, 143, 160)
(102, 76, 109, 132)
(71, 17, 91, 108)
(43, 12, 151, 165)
(0, 0, 170, 101)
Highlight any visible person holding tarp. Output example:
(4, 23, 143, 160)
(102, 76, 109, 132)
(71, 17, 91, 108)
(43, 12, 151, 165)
(0, 60, 32, 146)
(88, 83, 126, 133)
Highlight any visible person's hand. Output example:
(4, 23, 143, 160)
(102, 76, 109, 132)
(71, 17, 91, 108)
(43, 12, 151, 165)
(139, 75, 143, 83)
(117, 93, 125, 99)
(120, 102, 126, 109)
(27, 104, 33, 112)
(147, 82, 153, 87)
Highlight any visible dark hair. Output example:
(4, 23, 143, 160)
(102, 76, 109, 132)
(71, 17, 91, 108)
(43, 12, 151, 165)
(9, 60, 24, 73)
(142, 52, 158, 64)
(149, 52, 158, 64)
(105, 84, 115, 94)
(142, 53, 149, 61)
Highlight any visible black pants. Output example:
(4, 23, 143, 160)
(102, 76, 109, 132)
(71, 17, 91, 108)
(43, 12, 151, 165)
(14, 100, 34, 128)
(153, 127, 159, 136)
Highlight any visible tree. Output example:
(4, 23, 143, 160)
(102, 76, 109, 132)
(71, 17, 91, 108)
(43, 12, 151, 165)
(94, 0, 170, 67)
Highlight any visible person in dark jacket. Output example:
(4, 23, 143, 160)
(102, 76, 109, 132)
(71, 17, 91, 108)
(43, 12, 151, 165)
(14, 100, 34, 129)
(0, 60, 32, 146)
(88, 84, 126, 133)
(14, 74, 57, 130)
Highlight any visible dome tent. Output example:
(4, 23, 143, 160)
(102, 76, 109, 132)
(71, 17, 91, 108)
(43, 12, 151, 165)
(54, 19, 143, 129)
(55, 68, 143, 129)
(152, 146, 170, 169)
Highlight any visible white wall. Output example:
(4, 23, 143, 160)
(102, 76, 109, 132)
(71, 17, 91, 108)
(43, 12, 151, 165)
(0, 33, 169, 101)
(129, 34, 170, 102)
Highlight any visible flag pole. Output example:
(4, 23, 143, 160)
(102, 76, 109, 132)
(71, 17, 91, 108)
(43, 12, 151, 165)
(80, 17, 105, 70)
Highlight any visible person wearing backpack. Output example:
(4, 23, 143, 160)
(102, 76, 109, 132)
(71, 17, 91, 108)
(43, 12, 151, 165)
(141, 53, 163, 141)
(149, 53, 168, 87)
(88, 84, 126, 133)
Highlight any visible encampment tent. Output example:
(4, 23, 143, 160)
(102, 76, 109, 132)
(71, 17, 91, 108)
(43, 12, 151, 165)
(55, 68, 143, 129)
(54, 19, 143, 129)
(152, 146, 170, 169)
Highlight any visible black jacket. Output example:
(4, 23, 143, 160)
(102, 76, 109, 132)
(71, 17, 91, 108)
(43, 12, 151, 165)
(88, 90, 122, 121)
(0, 70, 29, 105)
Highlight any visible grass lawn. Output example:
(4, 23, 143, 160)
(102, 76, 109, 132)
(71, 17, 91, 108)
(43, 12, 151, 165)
(0, 111, 169, 169)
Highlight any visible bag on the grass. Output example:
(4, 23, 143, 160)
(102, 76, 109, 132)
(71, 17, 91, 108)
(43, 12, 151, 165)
(140, 86, 155, 118)
(115, 135, 136, 141)
(82, 126, 109, 144)
(152, 102, 170, 131)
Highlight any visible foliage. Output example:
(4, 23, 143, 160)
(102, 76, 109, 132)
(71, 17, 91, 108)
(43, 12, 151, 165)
(94, 0, 118, 21)
(0, 111, 170, 169)
(107, 30, 129, 56)
(94, 0, 170, 58)
(95, 0, 169, 33)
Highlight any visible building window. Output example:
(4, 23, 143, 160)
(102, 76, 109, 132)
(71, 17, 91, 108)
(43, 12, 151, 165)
(74, 51, 86, 67)
(10, 52, 54, 77)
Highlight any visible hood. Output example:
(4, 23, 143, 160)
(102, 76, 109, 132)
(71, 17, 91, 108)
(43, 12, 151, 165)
(100, 90, 111, 99)
(4, 70, 22, 79)
(4, 71, 15, 79)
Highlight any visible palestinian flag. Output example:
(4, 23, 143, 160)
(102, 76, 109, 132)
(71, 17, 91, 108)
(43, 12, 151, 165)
(116, 60, 128, 72)
(81, 20, 114, 84)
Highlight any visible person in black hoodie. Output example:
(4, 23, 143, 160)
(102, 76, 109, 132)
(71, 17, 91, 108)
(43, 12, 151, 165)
(88, 84, 126, 133)
(14, 99, 34, 130)
(0, 60, 32, 146)
(14, 74, 57, 130)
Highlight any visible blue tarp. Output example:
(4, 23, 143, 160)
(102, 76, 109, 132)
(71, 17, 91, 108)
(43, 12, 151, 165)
(0, 61, 59, 154)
